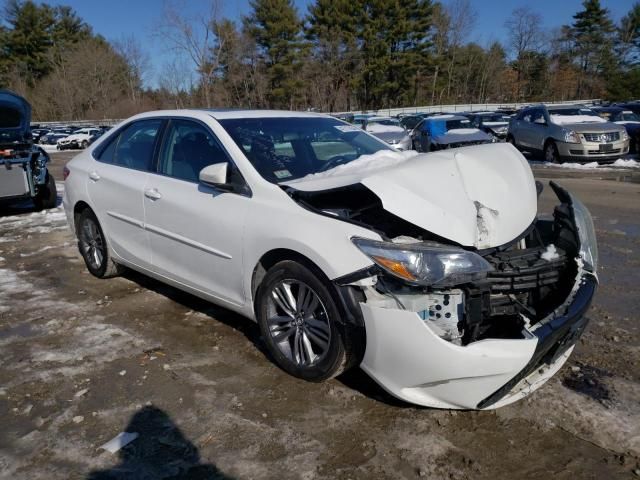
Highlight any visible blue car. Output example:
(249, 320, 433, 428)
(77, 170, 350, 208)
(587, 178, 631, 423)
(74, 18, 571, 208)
(410, 115, 494, 152)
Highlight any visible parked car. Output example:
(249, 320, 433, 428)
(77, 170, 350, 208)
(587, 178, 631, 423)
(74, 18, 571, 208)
(0, 90, 57, 209)
(63, 109, 598, 409)
(399, 114, 429, 130)
(29, 127, 50, 143)
(507, 104, 629, 163)
(592, 106, 640, 154)
(363, 117, 412, 150)
(57, 127, 102, 150)
(466, 112, 511, 139)
(410, 115, 493, 152)
(39, 129, 74, 145)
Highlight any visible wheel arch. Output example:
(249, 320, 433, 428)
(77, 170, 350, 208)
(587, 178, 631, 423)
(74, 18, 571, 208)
(73, 200, 93, 233)
(250, 247, 367, 364)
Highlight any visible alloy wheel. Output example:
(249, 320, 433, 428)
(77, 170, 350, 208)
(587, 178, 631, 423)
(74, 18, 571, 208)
(265, 280, 331, 367)
(79, 217, 105, 270)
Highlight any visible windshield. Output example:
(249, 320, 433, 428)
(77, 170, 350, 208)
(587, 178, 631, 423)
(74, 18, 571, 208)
(219, 117, 391, 183)
(548, 108, 598, 116)
(445, 119, 471, 130)
(617, 111, 640, 122)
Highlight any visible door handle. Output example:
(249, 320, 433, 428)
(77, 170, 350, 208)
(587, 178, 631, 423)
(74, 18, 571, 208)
(88, 171, 100, 181)
(144, 188, 162, 200)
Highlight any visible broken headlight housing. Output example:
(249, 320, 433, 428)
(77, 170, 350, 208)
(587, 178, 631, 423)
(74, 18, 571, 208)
(352, 237, 493, 287)
(569, 193, 598, 272)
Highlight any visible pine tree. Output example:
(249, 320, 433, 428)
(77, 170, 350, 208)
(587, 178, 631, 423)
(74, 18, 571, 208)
(563, 0, 615, 97)
(244, 0, 304, 109)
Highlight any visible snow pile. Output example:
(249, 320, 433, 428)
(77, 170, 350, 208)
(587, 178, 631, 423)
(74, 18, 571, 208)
(482, 121, 508, 127)
(612, 158, 640, 167)
(550, 115, 607, 125)
(615, 121, 640, 125)
(366, 123, 405, 134)
(541, 244, 560, 261)
(554, 161, 601, 169)
(290, 149, 419, 182)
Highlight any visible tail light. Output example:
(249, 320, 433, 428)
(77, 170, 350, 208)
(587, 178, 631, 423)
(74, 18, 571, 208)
(63, 165, 70, 181)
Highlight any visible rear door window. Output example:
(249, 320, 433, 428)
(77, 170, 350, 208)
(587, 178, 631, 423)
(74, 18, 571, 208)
(98, 119, 162, 171)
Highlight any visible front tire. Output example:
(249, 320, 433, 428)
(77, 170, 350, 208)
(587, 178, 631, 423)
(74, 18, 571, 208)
(76, 209, 122, 278)
(544, 140, 561, 163)
(256, 260, 354, 382)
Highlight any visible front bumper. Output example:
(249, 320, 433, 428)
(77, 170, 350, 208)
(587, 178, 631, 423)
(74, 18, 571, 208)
(556, 139, 629, 162)
(359, 270, 596, 409)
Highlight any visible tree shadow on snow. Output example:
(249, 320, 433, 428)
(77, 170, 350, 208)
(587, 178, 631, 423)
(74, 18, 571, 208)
(86, 406, 234, 480)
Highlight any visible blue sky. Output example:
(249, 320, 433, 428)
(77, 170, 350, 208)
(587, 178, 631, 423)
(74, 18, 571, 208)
(38, 0, 632, 88)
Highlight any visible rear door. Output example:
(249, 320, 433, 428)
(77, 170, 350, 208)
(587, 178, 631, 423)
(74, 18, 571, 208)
(86, 119, 163, 269)
(144, 118, 250, 305)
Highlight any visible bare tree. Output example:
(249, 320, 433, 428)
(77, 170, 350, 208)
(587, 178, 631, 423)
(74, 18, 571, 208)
(114, 35, 151, 106)
(504, 6, 545, 99)
(156, 0, 224, 107)
(444, 0, 477, 100)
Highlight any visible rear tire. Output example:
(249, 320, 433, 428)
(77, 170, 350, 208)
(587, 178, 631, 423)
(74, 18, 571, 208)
(76, 209, 123, 278)
(256, 260, 355, 382)
(33, 174, 57, 210)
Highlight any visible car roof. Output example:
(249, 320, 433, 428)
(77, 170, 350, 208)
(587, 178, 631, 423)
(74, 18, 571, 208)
(130, 109, 330, 121)
(543, 104, 590, 110)
(592, 106, 623, 112)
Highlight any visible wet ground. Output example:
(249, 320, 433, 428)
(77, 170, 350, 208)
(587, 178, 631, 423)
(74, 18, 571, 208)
(1, 150, 639, 479)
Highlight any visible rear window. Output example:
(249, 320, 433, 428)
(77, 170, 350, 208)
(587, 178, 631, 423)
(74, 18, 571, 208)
(0, 107, 21, 128)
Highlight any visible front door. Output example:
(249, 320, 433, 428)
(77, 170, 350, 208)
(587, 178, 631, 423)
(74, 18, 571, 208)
(144, 118, 250, 306)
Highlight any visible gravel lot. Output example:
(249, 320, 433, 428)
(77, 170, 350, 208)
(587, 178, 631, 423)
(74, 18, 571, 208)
(1, 150, 639, 479)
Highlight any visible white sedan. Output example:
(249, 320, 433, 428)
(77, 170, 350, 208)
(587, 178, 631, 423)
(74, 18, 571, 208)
(63, 110, 598, 409)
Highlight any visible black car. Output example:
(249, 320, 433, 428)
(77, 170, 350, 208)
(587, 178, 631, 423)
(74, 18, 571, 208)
(0, 90, 57, 210)
(594, 106, 640, 153)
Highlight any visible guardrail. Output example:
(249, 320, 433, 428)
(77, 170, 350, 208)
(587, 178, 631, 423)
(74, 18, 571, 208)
(334, 99, 604, 116)
(31, 119, 123, 128)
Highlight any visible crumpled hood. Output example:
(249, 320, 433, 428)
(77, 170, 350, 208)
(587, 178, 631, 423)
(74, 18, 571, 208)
(284, 143, 537, 248)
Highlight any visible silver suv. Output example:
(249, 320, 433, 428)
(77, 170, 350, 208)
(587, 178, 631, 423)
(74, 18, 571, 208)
(507, 104, 629, 163)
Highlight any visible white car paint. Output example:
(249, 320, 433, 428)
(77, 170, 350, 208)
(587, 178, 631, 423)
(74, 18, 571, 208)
(58, 128, 100, 148)
(63, 109, 595, 410)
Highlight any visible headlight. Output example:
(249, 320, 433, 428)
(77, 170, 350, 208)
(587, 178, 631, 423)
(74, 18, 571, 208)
(352, 237, 493, 287)
(621, 130, 629, 141)
(563, 130, 581, 143)
(569, 194, 598, 272)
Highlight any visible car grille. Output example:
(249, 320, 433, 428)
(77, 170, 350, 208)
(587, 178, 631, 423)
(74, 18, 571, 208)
(583, 132, 620, 142)
(485, 246, 567, 294)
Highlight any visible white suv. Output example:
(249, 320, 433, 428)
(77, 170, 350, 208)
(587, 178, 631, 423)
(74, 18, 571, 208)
(63, 110, 598, 409)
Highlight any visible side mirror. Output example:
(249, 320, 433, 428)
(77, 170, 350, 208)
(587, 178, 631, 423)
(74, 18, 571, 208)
(199, 163, 230, 189)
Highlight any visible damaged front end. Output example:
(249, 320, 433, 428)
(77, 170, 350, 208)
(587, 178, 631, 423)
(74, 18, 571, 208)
(291, 179, 597, 409)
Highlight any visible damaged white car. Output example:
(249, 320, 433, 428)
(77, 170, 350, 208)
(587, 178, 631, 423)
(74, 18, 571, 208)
(63, 110, 598, 409)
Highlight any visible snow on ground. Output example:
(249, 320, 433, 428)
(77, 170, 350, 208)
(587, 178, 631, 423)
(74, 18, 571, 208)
(530, 157, 640, 170)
